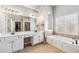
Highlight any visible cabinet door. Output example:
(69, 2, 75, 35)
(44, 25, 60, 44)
(39, 34, 44, 42)
(4, 36, 18, 53)
(32, 34, 39, 45)
(38, 32, 44, 43)
(0, 38, 4, 53)
(3, 40, 13, 53)
(13, 36, 24, 52)
(17, 36, 24, 50)
(0, 42, 2, 52)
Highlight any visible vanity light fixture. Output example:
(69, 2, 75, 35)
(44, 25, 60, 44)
(2, 7, 23, 15)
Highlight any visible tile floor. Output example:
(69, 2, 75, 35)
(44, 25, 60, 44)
(18, 43, 63, 53)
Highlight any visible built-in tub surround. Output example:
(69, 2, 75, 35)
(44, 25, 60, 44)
(46, 35, 79, 53)
(53, 32, 79, 39)
(47, 35, 75, 45)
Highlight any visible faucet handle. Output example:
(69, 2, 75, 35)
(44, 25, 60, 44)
(72, 42, 74, 44)
(75, 40, 78, 45)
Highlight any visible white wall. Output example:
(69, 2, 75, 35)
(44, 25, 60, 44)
(41, 5, 54, 31)
(54, 5, 79, 17)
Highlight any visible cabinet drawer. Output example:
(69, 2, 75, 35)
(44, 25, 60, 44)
(29, 34, 33, 36)
(25, 34, 33, 38)
(24, 35, 29, 37)
(5, 36, 18, 41)
(3, 41, 13, 53)
(18, 35, 24, 39)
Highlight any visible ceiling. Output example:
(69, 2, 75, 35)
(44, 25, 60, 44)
(23, 5, 42, 11)
(0, 5, 54, 17)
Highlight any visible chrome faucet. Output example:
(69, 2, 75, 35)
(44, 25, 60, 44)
(11, 31, 15, 35)
(75, 40, 78, 45)
(72, 38, 78, 45)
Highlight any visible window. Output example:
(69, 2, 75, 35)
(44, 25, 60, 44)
(56, 13, 78, 35)
(65, 13, 78, 35)
(56, 16, 65, 33)
(48, 14, 53, 30)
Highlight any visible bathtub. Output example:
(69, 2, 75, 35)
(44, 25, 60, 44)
(47, 35, 75, 44)
(46, 35, 79, 53)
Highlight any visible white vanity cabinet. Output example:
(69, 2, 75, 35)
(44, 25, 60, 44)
(32, 31, 44, 45)
(3, 39, 13, 53)
(4, 36, 18, 52)
(0, 38, 5, 52)
(4, 36, 24, 53)
(32, 33, 39, 45)
(0, 31, 35, 53)
(13, 35, 24, 52)
(38, 32, 44, 43)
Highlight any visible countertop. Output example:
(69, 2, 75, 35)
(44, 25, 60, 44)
(0, 31, 35, 38)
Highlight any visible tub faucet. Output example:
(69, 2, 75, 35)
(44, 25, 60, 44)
(75, 40, 78, 45)
(72, 38, 78, 45)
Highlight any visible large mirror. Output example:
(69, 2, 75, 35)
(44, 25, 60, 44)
(24, 22, 30, 31)
(30, 18, 37, 31)
(7, 14, 31, 33)
(15, 22, 21, 32)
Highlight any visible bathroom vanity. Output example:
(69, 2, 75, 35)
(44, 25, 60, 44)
(0, 31, 34, 52)
(0, 11, 44, 53)
(0, 5, 54, 53)
(0, 31, 44, 53)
